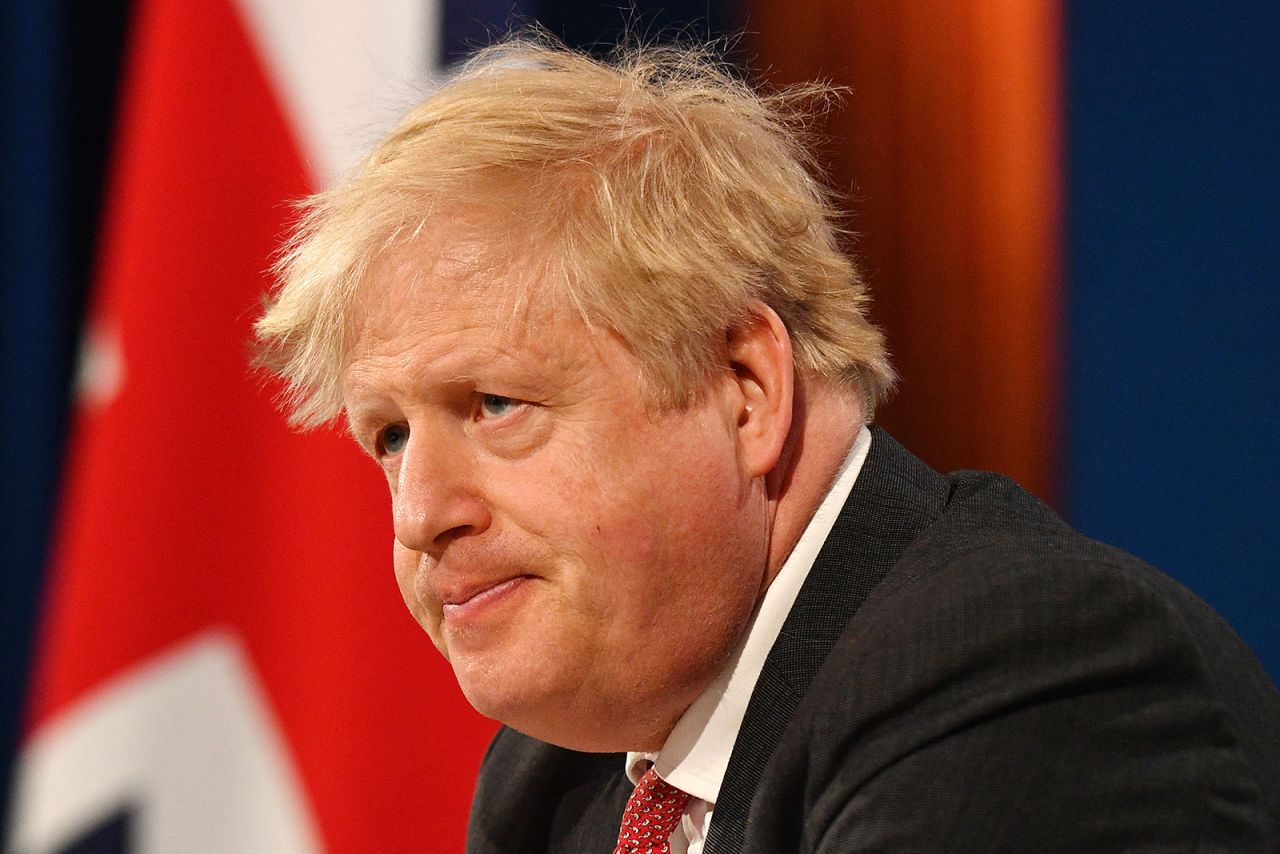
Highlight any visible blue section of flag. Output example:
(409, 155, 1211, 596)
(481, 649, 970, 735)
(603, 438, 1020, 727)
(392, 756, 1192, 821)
(1065, 3, 1280, 679)
(1, 0, 65, 833)
(56, 808, 134, 854)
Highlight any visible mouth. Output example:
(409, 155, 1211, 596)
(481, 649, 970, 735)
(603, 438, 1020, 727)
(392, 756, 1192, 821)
(440, 575, 533, 624)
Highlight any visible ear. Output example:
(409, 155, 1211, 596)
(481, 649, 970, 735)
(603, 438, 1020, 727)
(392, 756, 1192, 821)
(725, 302, 794, 479)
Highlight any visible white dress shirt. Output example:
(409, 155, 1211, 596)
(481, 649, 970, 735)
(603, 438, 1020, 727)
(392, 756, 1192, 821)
(623, 426, 873, 854)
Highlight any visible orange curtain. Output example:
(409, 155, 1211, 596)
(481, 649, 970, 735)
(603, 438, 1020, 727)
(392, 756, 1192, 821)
(746, 0, 1063, 504)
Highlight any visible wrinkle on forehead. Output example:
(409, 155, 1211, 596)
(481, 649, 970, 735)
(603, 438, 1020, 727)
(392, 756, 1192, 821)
(345, 221, 573, 365)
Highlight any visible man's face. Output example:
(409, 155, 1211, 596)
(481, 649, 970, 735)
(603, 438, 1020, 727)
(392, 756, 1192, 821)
(341, 239, 771, 751)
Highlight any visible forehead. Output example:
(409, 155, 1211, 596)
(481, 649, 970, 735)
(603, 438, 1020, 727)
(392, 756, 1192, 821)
(354, 222, 556, 335)
(341, 229, 613, 398)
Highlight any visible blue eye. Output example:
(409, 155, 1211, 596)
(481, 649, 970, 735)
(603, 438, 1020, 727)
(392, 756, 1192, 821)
(480, 394, 518, 419)
(379, 424, 409, 455)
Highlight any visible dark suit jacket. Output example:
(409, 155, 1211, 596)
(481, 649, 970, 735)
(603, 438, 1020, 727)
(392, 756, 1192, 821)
(467, 428, 1280, 852)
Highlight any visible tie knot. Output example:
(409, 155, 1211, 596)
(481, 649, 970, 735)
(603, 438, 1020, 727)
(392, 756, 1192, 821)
(614, 766, 691, 854)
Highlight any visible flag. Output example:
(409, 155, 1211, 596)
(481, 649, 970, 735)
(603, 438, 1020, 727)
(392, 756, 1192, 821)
(9, 1, 500, 851)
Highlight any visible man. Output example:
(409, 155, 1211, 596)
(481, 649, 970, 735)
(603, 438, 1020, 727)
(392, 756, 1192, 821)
(255, 38, 1280, 853)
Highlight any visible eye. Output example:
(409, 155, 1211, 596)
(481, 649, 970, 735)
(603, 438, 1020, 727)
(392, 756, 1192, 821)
(479, 394, 519, 420)
(377, 423, 409, 456)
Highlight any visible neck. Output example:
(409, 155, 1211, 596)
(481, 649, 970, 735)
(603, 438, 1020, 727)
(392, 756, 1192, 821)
(762, 379, 865, 588)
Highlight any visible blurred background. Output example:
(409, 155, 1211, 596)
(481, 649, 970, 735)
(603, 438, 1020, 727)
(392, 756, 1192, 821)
(2, 0, 1276, 850)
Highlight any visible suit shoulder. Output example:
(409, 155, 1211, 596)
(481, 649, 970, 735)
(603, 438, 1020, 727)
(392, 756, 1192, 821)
(878, 468, 1219, 619)
(874, 470, 1279, 760)
(755, 471, 1280, 851)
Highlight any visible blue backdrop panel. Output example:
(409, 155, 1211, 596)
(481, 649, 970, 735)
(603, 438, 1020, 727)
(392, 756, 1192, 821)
(1065, 3, 1279, 679)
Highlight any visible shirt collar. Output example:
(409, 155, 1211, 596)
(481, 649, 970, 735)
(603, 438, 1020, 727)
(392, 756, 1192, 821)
(625, 425, 873, 800)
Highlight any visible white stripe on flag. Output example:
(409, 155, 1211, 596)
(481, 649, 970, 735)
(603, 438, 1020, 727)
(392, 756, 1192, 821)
(9, 632, 322, 854)
(234, 0, 440, 186)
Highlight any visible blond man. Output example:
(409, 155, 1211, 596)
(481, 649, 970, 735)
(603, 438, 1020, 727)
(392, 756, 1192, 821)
(256, 39, 1280, 854)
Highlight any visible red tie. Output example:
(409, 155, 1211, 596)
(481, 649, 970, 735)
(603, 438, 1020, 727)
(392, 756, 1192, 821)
(613, 766, 692, 854)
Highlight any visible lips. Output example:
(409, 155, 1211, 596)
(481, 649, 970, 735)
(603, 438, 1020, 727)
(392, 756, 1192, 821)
(437, 574, 533, 624)
(443, 576, 524, 607)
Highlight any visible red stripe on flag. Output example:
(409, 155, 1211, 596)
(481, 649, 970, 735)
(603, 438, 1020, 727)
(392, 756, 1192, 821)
(26, 0, 494, 849)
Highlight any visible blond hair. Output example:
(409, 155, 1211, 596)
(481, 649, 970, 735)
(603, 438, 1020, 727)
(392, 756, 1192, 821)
(254, 36, 894, 428)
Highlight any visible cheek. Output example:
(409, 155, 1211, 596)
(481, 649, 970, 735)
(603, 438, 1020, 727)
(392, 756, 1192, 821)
(482, 406, 750, 605)
(579, 441, 747, 586)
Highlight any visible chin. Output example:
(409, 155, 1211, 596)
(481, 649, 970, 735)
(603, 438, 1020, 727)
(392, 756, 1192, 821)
(459, 672, 674, 753)
(454, 658, 552, 723)
(454, 667, 595, 748)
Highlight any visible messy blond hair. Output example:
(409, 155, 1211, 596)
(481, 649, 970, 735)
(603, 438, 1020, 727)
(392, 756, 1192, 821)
(254, 36, 894, 428)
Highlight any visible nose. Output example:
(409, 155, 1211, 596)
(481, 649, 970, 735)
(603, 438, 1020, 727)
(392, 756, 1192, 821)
(391, 428, 492, 555)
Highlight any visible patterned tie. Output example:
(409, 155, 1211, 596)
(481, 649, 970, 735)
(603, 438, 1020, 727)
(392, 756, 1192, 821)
(613, 766, 692, 854)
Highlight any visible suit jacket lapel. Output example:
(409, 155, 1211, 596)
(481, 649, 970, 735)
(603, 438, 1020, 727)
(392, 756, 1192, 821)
(703, 427, 950, 854)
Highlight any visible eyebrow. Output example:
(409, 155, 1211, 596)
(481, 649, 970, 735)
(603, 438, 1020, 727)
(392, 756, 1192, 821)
(341, 366, 505, 431)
